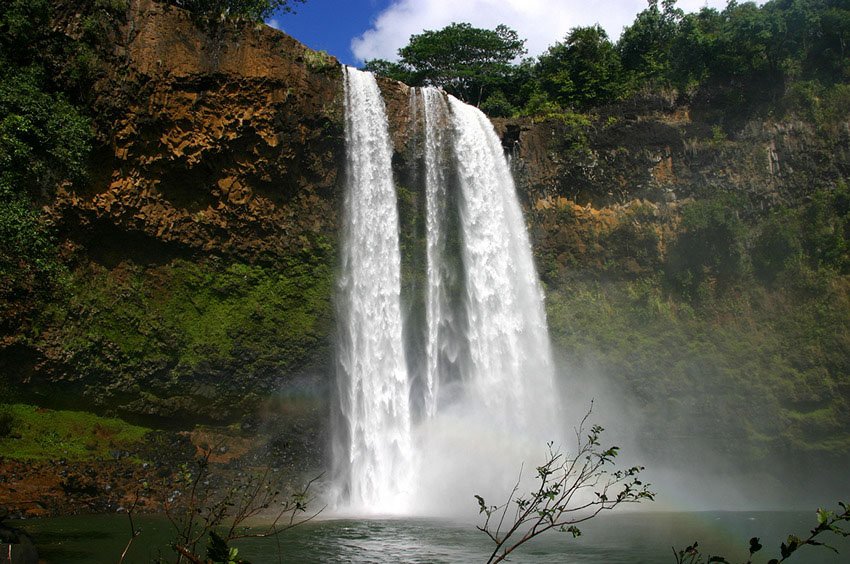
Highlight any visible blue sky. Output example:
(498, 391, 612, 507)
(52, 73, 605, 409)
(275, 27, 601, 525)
(268, 0, 394, 67)
(269, 0, 767, 68)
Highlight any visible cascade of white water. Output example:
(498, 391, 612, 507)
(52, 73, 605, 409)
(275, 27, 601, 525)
(446, 94, 557, 433)
(421, 88, 452, 419)
(335, 76, 560, 515)
(402, 90, 560, 516)
(334, 67, 414, 513)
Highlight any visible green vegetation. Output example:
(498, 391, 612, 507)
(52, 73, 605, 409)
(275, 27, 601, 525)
(534, 25, 625, 111)
(364, 22, 526, 106)
(23, 253, 334, 419)
(367, 0, 850, 120)
(0, 403, 150, 461)
(542, 188, 850, 465)
(665, 194, 748, 298)
(168, 0, 304, 22)
(0, 0, 127, 333)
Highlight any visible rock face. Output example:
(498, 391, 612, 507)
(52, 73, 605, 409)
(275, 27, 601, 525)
(497, 99, 850, 209)
(0, 1, 427, 425)
(57, 0, 344, 263)
(2, 0, 350, 423)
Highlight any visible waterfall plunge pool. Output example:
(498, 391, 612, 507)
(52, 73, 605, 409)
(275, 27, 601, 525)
(10, 510, 849, 563)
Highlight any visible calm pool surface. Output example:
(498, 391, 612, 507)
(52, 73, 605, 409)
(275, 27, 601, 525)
(10, 510, 850, 563)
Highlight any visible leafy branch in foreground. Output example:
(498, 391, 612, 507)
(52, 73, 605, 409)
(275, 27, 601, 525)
(157, 448, 324, 564)
(674, 501, 850, 564)
(475, 406, 655, 564)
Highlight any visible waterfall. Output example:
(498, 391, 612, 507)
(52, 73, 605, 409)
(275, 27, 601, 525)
(334, 67, 414, 514)
(421, 88, 455, 419)
(446, 95, 557, 431)
(334, 73, 560, 515)
(409, 91, 559, 514)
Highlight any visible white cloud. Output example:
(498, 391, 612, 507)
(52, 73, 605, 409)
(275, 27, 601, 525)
(351, 0, 766, 63)
(267, 18, 283, 32)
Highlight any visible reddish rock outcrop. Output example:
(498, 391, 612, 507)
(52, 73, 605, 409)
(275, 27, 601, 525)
(53, 0, 346, 265)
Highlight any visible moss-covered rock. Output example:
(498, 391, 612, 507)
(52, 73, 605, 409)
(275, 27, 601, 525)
(4, 251, 336, 423)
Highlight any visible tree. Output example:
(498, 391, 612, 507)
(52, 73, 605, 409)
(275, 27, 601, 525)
(668, 7, 723, 92)
(618, 0, 683, 88)
(169, 0, 305, 22)
(365, 22, 526, 105)
(474, 408, 654, 563)
(535, 25, 625, 109)
(362, 59, 415, 85)
(669, 1, 779, 105)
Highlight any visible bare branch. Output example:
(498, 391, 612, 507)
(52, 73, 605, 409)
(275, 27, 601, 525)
(117, 492, 142, 564)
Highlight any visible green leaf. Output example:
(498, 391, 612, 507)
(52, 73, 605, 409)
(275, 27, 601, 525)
(206, 530, 231, 562)
(817, 508, 831, 525)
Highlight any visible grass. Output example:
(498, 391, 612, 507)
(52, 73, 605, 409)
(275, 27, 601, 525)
(0, 403, 151, 461)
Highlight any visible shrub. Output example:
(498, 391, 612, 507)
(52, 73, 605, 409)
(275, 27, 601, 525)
(0, 410, 14, 437)
(751, 209, 803, 283)
(665, 194, 747, 297)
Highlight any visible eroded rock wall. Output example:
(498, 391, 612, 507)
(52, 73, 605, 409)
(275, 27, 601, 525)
(3, 0, 353, 423)
(56, 0, 344, 263)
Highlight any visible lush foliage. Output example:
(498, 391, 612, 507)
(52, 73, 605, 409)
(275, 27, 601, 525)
(618, 0, 682, 87)
(168, 0, 305, 22)
(535, 25, 625, 110)
(367, 0, 850, 118)
(0, 0, 126, 330)
(20, 253, 334, 420)
(365, 23, 526, 105)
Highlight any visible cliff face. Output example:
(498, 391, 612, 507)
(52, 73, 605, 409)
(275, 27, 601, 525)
(59, 0, 343, 263)
(0, 0, 424, 425)
(495, 97, 850, 283)
(4, 0, 348, 422)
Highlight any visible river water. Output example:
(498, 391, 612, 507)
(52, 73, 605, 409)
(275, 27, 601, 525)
(12, 510, 848, 563)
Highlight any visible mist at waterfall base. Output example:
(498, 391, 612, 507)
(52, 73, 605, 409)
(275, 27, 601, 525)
(329, 67, 844, 520)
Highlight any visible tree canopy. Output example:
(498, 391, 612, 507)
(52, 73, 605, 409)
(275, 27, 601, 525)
(169, 0, 305, 22)
(536, 25, 625, 110)
(364, 0, 850, 119)
(618, 0, 683, 86)
(365, 22, 526, 105)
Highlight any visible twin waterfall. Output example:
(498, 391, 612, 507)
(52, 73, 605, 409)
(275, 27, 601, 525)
(334, 67, 560, 515)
